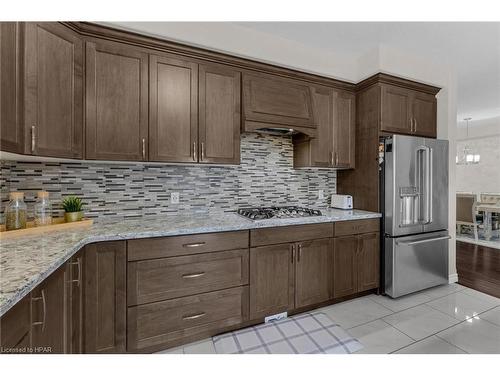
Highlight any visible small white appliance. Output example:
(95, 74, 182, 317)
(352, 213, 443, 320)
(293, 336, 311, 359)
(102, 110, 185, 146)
(331, 194, 353, 210)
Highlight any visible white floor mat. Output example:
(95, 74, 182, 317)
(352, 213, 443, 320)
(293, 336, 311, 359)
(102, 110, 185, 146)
(212, 312, 363, 354)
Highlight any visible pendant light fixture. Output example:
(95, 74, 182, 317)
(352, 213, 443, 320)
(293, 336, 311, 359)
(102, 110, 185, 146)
(456, 117, 480, 165)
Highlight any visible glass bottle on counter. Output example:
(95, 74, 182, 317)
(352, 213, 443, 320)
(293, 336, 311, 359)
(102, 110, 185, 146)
(34, 191, 52, 226)
(5, 192, 27, 231)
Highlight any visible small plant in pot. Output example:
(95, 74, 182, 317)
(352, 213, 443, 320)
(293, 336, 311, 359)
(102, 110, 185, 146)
(62, 196, 84, 223)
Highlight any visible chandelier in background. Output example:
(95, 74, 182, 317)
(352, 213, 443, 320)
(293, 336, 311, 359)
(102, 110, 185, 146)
(456, 117, 480, 165)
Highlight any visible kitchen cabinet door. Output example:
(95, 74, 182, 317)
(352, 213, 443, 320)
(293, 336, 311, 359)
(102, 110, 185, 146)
(0, 295, 30, 353)
(333, 91, 355, 168)
(85, 40, 148, 161)
(380, 84, 412, 135)
(84, 241, 127, 353)
(333, 235, 358, 299)
(309, 86, 335, 167)
(249, 244, 295, 320)
(30, 266, 68, 354)
(0, 22, 23, 154)
(357, 232, 380, 293)
(294, 238, 333, 308)
(24, 22, 84, 158)
(67, 252, 83, 353)
(411, 91, 437, 138)
(149, 54, 198, 162)
(198, 63, 241, 164)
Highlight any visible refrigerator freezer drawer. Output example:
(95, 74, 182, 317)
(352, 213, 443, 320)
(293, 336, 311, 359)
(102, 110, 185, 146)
(385, 231, 449, 298)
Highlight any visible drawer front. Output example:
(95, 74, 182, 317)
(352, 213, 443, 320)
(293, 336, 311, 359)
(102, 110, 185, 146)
(250, 223, 334, 247)
(127, 287, 248, 351)
(128, 249, 249, 305)
(128, 231, 249, 261)
(334, 219, 379, 237)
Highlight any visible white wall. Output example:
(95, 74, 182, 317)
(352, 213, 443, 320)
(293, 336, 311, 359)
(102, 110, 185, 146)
(107, 22, 459, 282)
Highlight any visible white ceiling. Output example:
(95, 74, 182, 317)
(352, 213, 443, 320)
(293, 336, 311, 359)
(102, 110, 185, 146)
(234, 22, 500, 122)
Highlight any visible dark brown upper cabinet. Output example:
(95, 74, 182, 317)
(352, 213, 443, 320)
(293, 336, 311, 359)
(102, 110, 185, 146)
(334, 91, 356, 168)
(293, 87, 355, 169)
(0, 23, 23, 154)
(0, 22, 84, 158)
(25, 23, 84, 158)
(149, 54, 198, 162)
(356, 73, 440, 138)
(242, 72, 317, 137)
(411, 91, 437, 137)
(85, 40, 148, 161)
(199, 63, 241, 164)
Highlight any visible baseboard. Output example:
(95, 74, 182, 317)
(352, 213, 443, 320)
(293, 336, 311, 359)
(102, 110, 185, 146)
(448, 273, 458, 283)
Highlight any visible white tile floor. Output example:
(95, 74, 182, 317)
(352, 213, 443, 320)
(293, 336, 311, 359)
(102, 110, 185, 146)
(156, 284, 500, 354)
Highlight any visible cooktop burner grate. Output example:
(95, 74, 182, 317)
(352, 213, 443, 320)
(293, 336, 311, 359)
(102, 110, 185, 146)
(237, 206, 322, 220)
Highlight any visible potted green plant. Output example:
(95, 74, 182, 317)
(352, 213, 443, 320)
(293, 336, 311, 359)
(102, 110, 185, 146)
(62, 196, 84, 223)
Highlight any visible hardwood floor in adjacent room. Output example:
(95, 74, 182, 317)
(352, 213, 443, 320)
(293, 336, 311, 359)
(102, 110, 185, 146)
(457, 240, 500, 298)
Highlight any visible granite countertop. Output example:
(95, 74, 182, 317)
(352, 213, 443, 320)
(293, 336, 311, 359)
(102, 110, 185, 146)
(0, 208, 381, 317)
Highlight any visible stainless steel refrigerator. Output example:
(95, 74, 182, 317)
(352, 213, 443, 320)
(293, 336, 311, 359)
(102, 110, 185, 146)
(382, 135, 449, 298)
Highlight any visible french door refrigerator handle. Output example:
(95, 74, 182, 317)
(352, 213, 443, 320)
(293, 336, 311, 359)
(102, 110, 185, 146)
(396, 235, 450, 246)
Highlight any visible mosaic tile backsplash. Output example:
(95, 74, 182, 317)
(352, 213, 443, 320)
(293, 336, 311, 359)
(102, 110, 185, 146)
(0, 133, 336, 222)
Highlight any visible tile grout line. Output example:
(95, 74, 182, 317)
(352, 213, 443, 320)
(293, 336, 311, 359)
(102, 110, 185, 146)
(387, 304, 500, 354)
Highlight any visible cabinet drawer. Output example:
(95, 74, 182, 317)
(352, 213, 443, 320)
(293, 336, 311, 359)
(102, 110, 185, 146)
(128, 249, 249, 305)
(127, 231, 249, 261)
(250, 223, 333, 247)
(127, 287, 248, 351)
(334, 219, 379, 237)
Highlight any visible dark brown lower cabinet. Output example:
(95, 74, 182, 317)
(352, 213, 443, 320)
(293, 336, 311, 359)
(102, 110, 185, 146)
(357, 232, 380, 292)
(294, 238, 333, 308)
(249, 243, 295, 320)
(333, 232, 380, 298)
(84, 241, 127, 353)
(67, 252, 83, 353)
(30, 266, 68, 354)
(0, 295, 30, 353)
(127, 287, 248, 352)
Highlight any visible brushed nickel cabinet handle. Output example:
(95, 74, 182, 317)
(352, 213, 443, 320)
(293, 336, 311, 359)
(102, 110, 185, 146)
(291, 244, 295, 264)
(141, 138, 146, 160)
(182, 242, 206, 248)
(182, 312, 206, 320)
(31, 289, 46, 332)
(69, 258, 81, 286)
(330, 151, 334, 166)
(201, 142, 205, 161)
(297, 243, 302, 262)
(182, 272, 205, 279)
(409, 118, 413, 132)
(193, 142, 197, 162)
(335, 152, 339, 166)
(31, 125, 36, 153)
(414, 118, 418, 132)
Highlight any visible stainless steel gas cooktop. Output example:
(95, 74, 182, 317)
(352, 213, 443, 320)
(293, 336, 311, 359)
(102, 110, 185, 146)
(236, 206, 322, 220)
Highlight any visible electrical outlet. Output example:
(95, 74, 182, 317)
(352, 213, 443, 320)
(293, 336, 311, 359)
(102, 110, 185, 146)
(318, 189, 324, 200)
(170, 192, 180, 204)
(264, 312, 287, 323)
